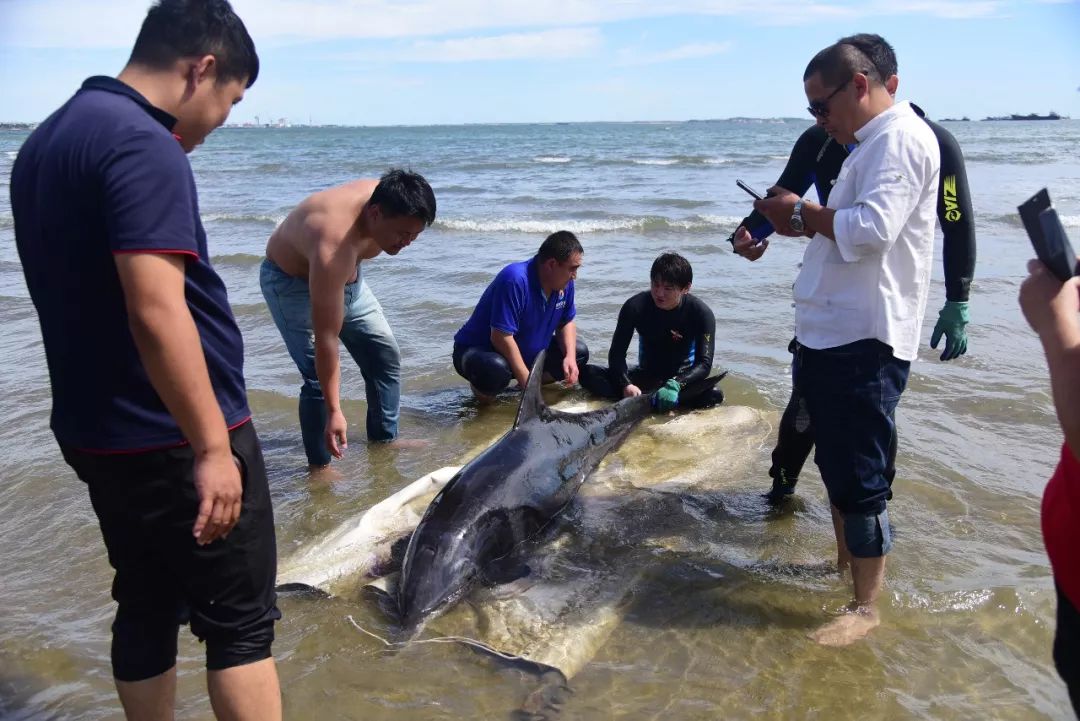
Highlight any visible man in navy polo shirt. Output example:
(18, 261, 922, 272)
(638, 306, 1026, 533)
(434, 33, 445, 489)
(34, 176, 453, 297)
(453, 231, 589, 400)
(9, 1, 281, 718)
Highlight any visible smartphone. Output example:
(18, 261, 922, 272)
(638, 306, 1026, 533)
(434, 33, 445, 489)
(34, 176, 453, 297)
(1018, 188, 1078, 282)
(736, 179, 764, 201)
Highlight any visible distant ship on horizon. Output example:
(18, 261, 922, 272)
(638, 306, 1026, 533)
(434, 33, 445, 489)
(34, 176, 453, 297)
(982, 111, 1068, 121)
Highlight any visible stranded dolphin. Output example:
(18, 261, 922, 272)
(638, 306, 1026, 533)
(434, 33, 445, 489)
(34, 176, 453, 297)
(396, 350, 724, 633)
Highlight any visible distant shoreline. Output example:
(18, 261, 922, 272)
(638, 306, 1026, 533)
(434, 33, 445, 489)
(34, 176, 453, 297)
(2, 116, 1077, 131)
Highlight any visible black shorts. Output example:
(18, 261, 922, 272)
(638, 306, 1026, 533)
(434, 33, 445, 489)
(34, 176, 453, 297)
(61, 420, 280, 680)
(1055, 583, 1080, 716)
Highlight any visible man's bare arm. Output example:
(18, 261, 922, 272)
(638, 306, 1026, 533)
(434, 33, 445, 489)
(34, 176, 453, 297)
(114, 253, 239, 545)
(308, 220, 359, 457)
(1020, 266, 1080, 456)
(557, 321, 579, 385)
(491, 329, 530, 388)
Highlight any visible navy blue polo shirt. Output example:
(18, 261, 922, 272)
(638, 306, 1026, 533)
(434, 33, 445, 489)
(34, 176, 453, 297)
(10, 76, 250, 451)
(454, 258, 576, 367)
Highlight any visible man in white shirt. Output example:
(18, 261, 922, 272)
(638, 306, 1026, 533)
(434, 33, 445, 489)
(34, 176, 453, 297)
(751, 38, 940, 646)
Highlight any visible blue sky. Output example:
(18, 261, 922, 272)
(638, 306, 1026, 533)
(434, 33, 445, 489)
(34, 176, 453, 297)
(1, 0, 1077, 125)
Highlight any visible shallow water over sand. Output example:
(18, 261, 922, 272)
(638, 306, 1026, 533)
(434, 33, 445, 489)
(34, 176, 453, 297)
(1, 119, 1078, 719)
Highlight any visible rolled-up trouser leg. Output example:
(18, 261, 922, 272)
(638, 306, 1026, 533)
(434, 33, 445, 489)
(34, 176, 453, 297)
(795, 339, 910, 557)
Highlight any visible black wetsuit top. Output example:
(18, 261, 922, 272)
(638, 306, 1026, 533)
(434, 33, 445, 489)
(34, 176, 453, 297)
(609, 292, 716, 389)
(731, 104, 976, 302)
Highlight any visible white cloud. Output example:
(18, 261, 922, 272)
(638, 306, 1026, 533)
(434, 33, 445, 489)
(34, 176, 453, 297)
(615, 41, 732, 66)
(406, 27, 602, 62)
(862, 0, 1005, 19)
(0, 0, 1016, 49)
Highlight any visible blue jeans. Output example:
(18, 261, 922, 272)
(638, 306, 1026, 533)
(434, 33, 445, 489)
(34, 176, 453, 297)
(260, 258, 400, 465)
(793, 339, 909, 557)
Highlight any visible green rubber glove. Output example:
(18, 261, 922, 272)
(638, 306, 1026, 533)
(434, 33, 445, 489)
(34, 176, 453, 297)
(930, 300, 970, 361)
(652, 379, 681, 412)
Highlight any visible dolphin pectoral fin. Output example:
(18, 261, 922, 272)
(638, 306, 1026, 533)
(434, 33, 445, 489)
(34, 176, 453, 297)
(481, 556, 533, 587)
(513, 349, 548, 429)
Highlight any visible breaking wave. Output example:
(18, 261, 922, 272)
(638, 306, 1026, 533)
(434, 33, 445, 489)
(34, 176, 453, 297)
(435, 214, 743, 234)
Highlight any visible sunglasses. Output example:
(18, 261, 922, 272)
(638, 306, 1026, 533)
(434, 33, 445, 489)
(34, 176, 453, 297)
(807, 78, 851, 119)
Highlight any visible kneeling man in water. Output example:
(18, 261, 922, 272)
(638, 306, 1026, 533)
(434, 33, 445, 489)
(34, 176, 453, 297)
(453, 231, 589, 401)
(580, 252, 723, 411)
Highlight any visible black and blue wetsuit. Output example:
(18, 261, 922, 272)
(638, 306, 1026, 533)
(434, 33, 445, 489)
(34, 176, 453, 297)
(580, 292, 722, 407)
(732, 106, 977, 502)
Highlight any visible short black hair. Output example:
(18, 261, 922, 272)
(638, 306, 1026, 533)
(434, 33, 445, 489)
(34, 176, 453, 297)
(536, 231, 583, 263)
(650, 252, 693, 288)
(369, 169, 437, 226)
(836, 33, 897, 79)
(803, 40, 882, 87)
(128, 0, 259, 88)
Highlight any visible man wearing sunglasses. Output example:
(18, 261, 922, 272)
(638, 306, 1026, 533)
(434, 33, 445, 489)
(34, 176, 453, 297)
(728, 34, 976, 507)
(749, 37, 941, 647)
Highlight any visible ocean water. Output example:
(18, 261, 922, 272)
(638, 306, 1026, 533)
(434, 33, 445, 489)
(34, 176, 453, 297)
(1, 116, 1079, 720)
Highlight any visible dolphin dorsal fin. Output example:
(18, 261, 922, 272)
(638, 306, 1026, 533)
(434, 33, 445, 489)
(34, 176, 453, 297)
(512, 349, 547, 428)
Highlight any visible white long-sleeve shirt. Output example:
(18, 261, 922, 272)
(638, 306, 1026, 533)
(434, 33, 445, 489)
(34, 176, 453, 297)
(793, 101, 940, 362)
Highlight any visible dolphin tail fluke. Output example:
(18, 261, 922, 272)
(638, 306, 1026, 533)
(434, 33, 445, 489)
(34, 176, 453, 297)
(513, 349, 548, 428)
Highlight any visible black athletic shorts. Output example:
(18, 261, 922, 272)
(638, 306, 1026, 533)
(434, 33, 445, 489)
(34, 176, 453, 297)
(61, 420, 280, 680)
(1055, 583, 1080, 716)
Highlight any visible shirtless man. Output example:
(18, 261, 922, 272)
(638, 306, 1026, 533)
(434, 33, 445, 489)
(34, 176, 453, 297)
(260, 169, 436, 467)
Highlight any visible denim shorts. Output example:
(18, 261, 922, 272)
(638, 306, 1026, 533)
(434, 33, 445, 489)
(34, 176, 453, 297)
(794, 339, 910, 557)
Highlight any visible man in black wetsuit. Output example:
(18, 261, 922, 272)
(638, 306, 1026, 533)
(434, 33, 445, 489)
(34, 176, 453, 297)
(580, 252, 723, 411)
(728, 33, 977, 504)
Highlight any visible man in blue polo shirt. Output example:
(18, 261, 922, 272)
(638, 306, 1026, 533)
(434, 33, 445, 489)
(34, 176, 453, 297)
(453, 231, 589, 400)
(9, 1, 281, 718)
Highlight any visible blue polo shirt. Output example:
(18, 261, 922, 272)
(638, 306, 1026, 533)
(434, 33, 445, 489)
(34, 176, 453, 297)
(454, 258, 576, 367)
(10, 76, 251, 451)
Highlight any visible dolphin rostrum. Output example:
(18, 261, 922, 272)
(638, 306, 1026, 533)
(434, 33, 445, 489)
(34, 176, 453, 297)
(397, 350, 722, 633)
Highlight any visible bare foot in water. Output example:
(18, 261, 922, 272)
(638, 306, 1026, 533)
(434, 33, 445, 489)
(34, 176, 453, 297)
(809, 605, 880, 646)
(470, 385, 497, 405)
(308, 464, 344, 483)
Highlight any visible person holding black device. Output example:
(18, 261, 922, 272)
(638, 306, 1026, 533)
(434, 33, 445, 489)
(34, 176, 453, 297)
(728, 33, 978, 506)
(1018, 190, 1080, 715)
(1019, 258, 1080, 715)
(748, 35, 941, 645)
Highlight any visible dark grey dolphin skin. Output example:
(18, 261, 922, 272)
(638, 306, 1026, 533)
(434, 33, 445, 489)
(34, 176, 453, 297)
(397, 350, 726, 633)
